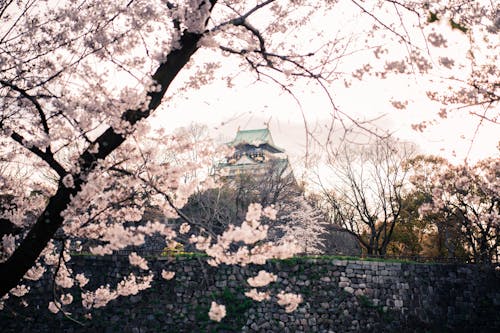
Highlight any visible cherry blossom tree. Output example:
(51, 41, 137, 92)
(272, 195, 326, 254)
(346, 0, 499, 129)
(414, 157, 500, 263)
(0, 0, 316, 316)
(405, 155, 469, 259)
(0, 0, 498, 319)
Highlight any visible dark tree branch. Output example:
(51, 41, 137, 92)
(0, 79, 50, 135)
(9, 131, 66, 177)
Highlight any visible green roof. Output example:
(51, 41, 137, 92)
(228, 128, 284, 152)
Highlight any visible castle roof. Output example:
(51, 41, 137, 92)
(227, 128, 284, 153)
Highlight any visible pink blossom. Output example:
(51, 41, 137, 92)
(24, 264, 46, 281)
(48, 301, 60, 314)
(245, 289, 270, 302)
(247, 270, 277, 287)
(128, 252, 149, 270)
(161, 270, 175, 280)
(82, 286, 118, 309)
(10, 285, 30, 297)
(116, 274, 153, 297)
(1, 234, 16, 261)
(208, 301, 226, 322)
(62, 174, 74, 188)
(60, 293, 73, 305)
(179, 223, 191, 234)
(55, 264, 74, 289)
(75, 273, 89, 287)
(277, 292, 303, 313)
(245, 203, 262, 223)
(262, 206, 277, 220)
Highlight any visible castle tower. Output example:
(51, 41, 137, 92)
(217, 128, 292, 178)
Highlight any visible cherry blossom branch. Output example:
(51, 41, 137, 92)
(51, 241, 86, 326)
(76, 193, 138, 232)
(211, 0, 275, 33)
(0, 79, 50, 135)
(350, 0, 417, 47)
(0, 0, 15, 20)
(9, 131, 66, 177)
(0, 0, 218, 298)
(0, 0, 36, 44)
(108, 166, 217, 239)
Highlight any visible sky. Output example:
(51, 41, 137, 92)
(151, 58, 498, 169)
(149, 1, 499, 177)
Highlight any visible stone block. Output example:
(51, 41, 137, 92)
(344, 286, 354, 294)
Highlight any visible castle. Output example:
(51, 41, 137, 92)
(216, 128, 293, 180)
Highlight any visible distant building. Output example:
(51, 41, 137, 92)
(216, 128, 293, 181)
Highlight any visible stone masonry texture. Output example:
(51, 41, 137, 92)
(1, 256, 499, 332)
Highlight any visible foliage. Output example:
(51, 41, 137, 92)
(385, 190, 467, 258)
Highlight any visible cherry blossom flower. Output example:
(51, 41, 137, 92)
(262, 205, 277, 220)
(48, 301, 60, 314)
(24, 264, 46, 281)
(247, 270, 277, 287)
(179, 223, 191, 234)
(245, 203, 262, 223)
(55, 264, 74, 289)
(1, 235, 15, 260)
(208, 301, 226, 322)
(75, 273, 89, 287)
(62, 174, 74, 188)
(277, 292, 303, 313)
(161, 270, 175, 280)
(60, 293, 73, 305)
(128, 252, 149, 270)
(82, 286, 118, 310)
(10, 285, 30, 297)
(116, 274, 153, 297)
(244, 289, 270, 302)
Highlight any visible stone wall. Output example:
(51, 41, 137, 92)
(1, 255, 499, 332)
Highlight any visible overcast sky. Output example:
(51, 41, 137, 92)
(151, 65, 498, 165)
(149, 2, 499, 173)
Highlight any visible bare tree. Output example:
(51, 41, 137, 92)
(181, 158, 298, 236)
(320, 137, 416, 256)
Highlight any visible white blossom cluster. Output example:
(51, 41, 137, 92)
(208, 301, 226, 322)
(413, 157, 499, 261)
(189, 203, 303, 317)
(128, 252, 149, 270)
(82, 273, 153, 309)
(277, 291, 303, 313)
(190, 203, 299, 267)
(247, 270, 277, 287)
(275, 196, 326, 254)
